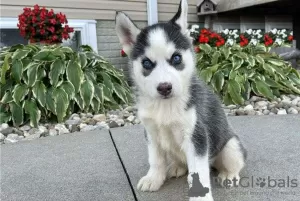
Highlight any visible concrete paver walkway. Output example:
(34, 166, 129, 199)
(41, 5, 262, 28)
(1, 115, 300, 201)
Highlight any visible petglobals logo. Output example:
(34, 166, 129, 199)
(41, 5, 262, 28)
(212, 176, 298, 188)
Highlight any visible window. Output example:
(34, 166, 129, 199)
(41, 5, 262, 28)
(0, 18, 97, 51)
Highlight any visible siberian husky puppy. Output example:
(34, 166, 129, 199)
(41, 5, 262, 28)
(115, 0, 247, 200)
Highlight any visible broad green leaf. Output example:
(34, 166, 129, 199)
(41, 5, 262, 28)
(211, 71, 224, 93)
(265, 76, 282, 88)
(242, 81, 251, 101)
(61, 81, 75, 100)
(1, 53, 11, 84)
(0, 112, 11, 123)
(247, 56, 255, 67)
(113, 83, 127, 103)
(24, 100, 41, 127)
(84, 70, 97, 83)
(91, 98, 100, 112)
(251, 82, 262, 96)
(53, 88, 69, 122)
(60, 46, 73, 53)
(102, 84, 113, 101)
(232, 56, 244, 70)
(74, 94, 84, 110)
(79, 53, 88, 68)
(37, 68, 46, 80)
(100, 72, 114, 92)
(267, 59, 285, 66)
(49, 59, 65, 87)
(12, 49, 30, 61)
(80, 80, 95, 109)
(199, 44, 212, 54)
(9, 101, 23, 126)
(0, 79, 13, 99)
(24, 62, 39, 71)
(46, 89, 56, 114)
(211, 51, 221, 65)
(33, 50, 56, 61)
(221, 47, 230, 60)
(1, 91, 13, 104)
(94, 84, 104, 103)
(199, 69, 212, 83)
(27, 63, 39, 87)
(52, 48, 66, 60)
(223, 92, 234, 105)
(255, 79, 275, 100)
(256, 55, 264, 64)
(228, 80, 244, 105)
(66, 60, 84, 93)
(32, 81, 46, 107)
(12, 84, 28, 104)
(288, 74, 300, 86)
(11, 60, 23, 83)
(229, 69, 237, 80)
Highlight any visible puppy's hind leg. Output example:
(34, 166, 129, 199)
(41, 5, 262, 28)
(213, 136, 246, 187)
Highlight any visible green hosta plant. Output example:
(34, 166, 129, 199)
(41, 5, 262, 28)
(196, 43, 300, 105)
(0, 44, 131, 127)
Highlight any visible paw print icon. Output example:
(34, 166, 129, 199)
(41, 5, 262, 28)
(256, 177, 266, 188)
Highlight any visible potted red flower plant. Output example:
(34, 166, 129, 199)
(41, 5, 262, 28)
(17, 4, 74, 44)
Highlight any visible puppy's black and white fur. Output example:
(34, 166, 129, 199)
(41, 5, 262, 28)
(115, 1, 247, 200)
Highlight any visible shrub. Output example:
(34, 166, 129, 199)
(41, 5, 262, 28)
(0, 44, 131, 127)
(196, 43, 300, 105)
(17, 4, 74, 44)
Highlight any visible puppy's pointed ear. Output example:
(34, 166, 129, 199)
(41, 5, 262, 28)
(115, 12, 141, 55)
(170, 0, 189, 33)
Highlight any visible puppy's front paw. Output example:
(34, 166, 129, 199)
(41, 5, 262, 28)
(137, 175, 165, 192)
(168, 165, 187, 178)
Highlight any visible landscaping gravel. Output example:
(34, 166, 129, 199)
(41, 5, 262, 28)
(0, 94, 299, 144)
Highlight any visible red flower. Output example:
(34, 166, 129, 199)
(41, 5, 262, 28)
(49, 18, 56, 25)
(18, 5, 73, 44)
(194, 46, 200, 53)
(40, 29, 46, 35)
(121, 49, 127, 57)
(52, 35, 58, 41)
(34, 4, 39, 11)
(201, 28, 210, 35)
(48, 26, 55, 33)
(264, 34, 273, 46)
(288, 35, 293, 41)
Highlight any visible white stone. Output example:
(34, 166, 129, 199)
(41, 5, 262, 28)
(0, 123, 9, 133)
(254, 101, 268, 110)
(127, 115, 135, 122)
(255, 111, 264, 115)
(93, 114, 106, 122)
(20, 125, 31, 131)
(49, 129, 58, 136)
(291, 97, 300, 106)
(288, 108, 299, 114)
(54, 124, 70, 135)
(0, 133, 5, 141)
(79, 123, 87, 130)
(4, 134, 19, 143)
(244, 105, 254, 111)
(277, 109, 287, 115)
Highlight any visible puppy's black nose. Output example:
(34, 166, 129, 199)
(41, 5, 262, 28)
(157, 82, 172, 96)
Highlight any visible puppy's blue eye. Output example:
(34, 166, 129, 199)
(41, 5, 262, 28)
(142, 59, 154, 70)
(172, 54, 182, 65)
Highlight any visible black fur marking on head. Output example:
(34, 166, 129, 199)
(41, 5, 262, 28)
(131, 22, 191, 60)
